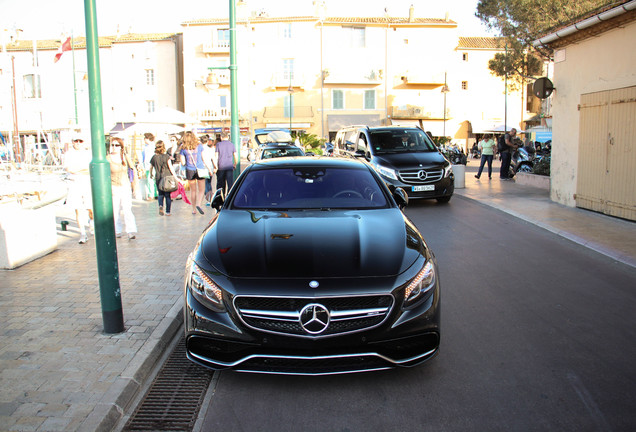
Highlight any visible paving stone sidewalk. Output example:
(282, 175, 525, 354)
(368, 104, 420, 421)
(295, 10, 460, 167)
(1, 196, 213, 431)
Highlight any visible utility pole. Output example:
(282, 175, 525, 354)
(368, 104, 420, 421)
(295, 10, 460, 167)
(229, 0, 240, 178)
(84, 0, 124, 334)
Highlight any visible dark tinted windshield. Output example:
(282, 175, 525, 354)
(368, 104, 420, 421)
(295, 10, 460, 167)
(232, 167, 388, 209)
(369, 129, 438, 154)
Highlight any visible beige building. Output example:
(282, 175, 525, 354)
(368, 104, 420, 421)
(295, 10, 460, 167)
(0, 32, 182, 159)
(182, 8, 529, 147)
(1, 6, 532, 160)
(534, 0, 636, 221)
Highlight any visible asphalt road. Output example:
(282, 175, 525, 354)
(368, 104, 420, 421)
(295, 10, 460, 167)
(198, 195, 636, 432)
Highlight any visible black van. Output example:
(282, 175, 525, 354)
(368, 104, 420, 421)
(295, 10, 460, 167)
(333, 126, 454, 202)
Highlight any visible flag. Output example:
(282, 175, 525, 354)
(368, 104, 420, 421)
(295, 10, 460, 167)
(54, 36, 72, 63)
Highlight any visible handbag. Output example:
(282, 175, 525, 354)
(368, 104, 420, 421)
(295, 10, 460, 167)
(158, 175, 178, 193)
(187, 150, 209, 179)
(197, 168, 210, 179)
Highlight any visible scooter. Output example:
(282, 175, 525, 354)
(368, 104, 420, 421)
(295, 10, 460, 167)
(508, 146, 534, 177)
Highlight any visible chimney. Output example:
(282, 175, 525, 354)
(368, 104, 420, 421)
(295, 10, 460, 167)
(409, 5, 415, 23)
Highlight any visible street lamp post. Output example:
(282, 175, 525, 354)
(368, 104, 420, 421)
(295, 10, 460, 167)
(441, 72, 450, 138)
(287, 75, 294, 133)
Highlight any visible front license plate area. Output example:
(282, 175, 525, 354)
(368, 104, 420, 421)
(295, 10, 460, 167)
(412, 185, 435, 192)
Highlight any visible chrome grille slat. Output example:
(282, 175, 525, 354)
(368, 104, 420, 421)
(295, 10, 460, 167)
(234, 295, 394, 338)
(399, 168, 444, 184)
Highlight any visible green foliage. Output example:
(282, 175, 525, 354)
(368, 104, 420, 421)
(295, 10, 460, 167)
(431, 136, 451, 147)
(532, 156, 551, 176)
(298, 133, 325, 152)
(476, 0, 615, 84)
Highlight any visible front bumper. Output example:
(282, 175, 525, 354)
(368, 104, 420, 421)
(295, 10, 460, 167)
(184, 286, 440, 375)
(383, 175, 454, 200)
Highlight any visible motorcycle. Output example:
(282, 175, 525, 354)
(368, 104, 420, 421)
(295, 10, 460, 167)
(442, 144, 467, 165)
(508, 146, 534, 177)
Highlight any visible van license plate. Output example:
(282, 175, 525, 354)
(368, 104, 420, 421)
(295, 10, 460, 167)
(412, 185, 435, 192)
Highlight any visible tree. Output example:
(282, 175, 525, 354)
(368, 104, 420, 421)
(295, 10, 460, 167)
(476, 0, 615, 84)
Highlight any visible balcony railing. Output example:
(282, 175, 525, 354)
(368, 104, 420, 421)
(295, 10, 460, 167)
(202, 42, 230, 54)
(389, 106, 449, 120)
(199, 108, 230, 120)
(269, 72, 306, 89)
(263, 106, 314, 119)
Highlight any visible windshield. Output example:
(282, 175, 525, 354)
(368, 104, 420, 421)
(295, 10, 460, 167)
(261, 147, 304, 159)
(370, 129, 438, 154)
(232, 167, 388, 210)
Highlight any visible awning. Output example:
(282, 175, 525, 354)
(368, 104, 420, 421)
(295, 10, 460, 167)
(418, 121, 447, 137)
(109, 122, 135, 133)
(327, 114, 381, 132)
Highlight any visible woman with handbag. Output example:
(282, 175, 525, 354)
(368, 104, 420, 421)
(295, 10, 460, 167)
(150, 140, 181, 216)
(180, 131, 212, 215)
(107, 137, 138, 239)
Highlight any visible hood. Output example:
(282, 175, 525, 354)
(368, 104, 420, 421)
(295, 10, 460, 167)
(373, 151, 447, 170)
(199, 209, 423, 278)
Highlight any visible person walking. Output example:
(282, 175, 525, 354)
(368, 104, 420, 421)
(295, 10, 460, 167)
(180, 131, 212, 215)
(63, 136, 94, 244)
(150, 140, 180, 216)
(499, 128, 518, 180)
(203, 136, 218, 206)
(141, 132, 158, 200)
(474, 134, 496, 180)
(216, 132, 237, 196)
(108, 137, 137, 239)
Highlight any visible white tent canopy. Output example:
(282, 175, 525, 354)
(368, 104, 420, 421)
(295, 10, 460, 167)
(112, 122, 186, 136)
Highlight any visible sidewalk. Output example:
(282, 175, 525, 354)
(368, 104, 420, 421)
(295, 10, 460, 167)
(1, 161, 635, 431)
(456, 160, 636, 269)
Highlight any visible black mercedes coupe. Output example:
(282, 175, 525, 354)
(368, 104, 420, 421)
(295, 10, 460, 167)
(184, 157, 440, 375)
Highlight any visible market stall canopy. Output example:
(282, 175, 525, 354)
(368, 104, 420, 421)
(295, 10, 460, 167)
(110, 122, 186, 136)
(133, 107, 196, 125)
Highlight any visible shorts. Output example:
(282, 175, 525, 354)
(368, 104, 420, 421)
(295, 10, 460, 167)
(185, 169, 200, 181)
(66, 176, 93, 210)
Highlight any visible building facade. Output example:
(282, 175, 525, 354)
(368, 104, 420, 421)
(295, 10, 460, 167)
(534, 0, 636, 220)
(0, 33, 182, 161)
(181, 7, 530, 148)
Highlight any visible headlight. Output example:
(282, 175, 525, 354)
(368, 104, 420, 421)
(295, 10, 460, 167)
(188, 261, 224, 311)
(375, 164, 398, 181)
(443, 163, 453, 178)
(403, 260, 436, 307)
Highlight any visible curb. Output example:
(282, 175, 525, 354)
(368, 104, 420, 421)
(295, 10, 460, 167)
(79, 298, 185, 432)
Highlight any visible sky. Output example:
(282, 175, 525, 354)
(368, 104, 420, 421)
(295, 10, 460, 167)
(0, 0, 495, 42)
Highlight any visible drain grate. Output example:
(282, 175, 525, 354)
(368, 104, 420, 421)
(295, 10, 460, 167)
(123, 336, 214, 431)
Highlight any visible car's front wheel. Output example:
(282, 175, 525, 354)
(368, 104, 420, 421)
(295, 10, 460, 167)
(436, 195, 452, 204)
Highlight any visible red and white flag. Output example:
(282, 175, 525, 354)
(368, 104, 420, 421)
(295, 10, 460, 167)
(54, 36, 72, 63)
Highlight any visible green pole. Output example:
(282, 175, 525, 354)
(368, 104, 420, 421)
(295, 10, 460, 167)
(72, 31, 78, 125)
(229, 0, 240, 178)
(84, 0, 124, 334)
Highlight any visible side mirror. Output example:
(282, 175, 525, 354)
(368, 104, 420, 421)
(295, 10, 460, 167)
(211, 188, 225, 211)
(305, 151, 315, 156)
(392, 187, 408, 209)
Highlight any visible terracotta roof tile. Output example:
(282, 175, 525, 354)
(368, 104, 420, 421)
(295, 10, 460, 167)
(2, 33, 179, 51)
(182, 16, 456, 26)
(457, 36, 506, 49)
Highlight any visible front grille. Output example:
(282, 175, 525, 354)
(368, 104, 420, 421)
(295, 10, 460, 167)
(399, 168, 444, 184)
(234, 295, 393, 338)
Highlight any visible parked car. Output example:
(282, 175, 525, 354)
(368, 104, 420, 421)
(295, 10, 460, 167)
(184, 157, 441, 375)
(334, 126, 454, 203)
(253, 143, 305, 161)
